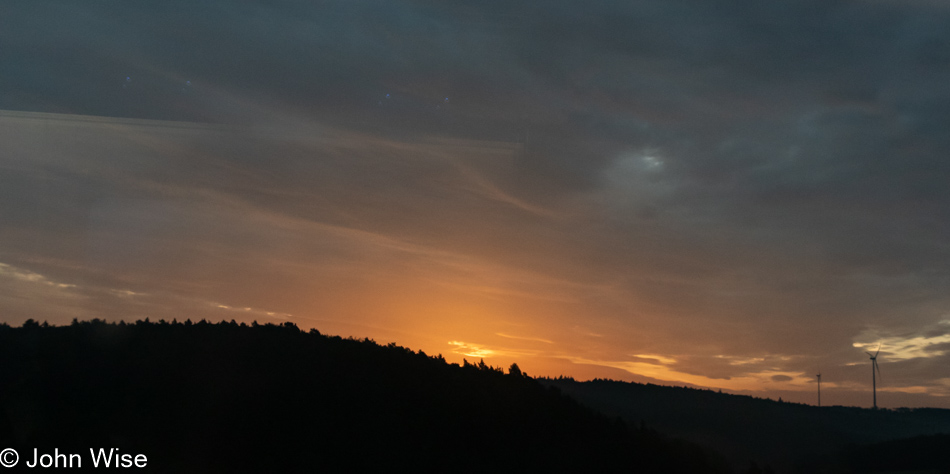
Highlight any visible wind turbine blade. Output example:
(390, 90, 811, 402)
(866, 352, 874, 358)
(875, 360, 882, 382)
(875, 343, 882, 358)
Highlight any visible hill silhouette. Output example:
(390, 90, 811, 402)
(0, 319, 731, 473)
(542, 377, 950, 473)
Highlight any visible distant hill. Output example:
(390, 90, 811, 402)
(0, 319, 731, 473)
(541, 378, 950, 473)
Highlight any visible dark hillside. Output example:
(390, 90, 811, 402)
(542, 378, 950, 473)
(0, 320, 729, 473)
(830, 433, 950, 473)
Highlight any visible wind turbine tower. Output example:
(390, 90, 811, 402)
(816, 372, 822, 407)
(867, 345, 882, 409)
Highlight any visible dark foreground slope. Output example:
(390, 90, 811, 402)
(828, 433, 950, 473)
(542, 378, 950, 473)
(0, 320, 729, 473)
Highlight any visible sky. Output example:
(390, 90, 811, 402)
(3, 0, 950, 408)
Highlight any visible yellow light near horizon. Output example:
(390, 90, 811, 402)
(447, 341, 496, 358)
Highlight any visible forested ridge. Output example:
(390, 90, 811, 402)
(0, 319, 731, 473)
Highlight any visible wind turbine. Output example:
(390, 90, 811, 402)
(867, 345, 882, 409)
(816, 371, 822, 407)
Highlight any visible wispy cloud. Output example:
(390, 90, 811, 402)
(495, 333, 553, 344)
(211, 302, 292, 320)
(853, 325, 950, 361)
(562, 354, 816, 392)
(448, 341, 497, 359)
(447, 340, 540, 360)
(630, 353, 677, 365)
(715, 355, 767, 366)
(0, 262, 76, 289)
